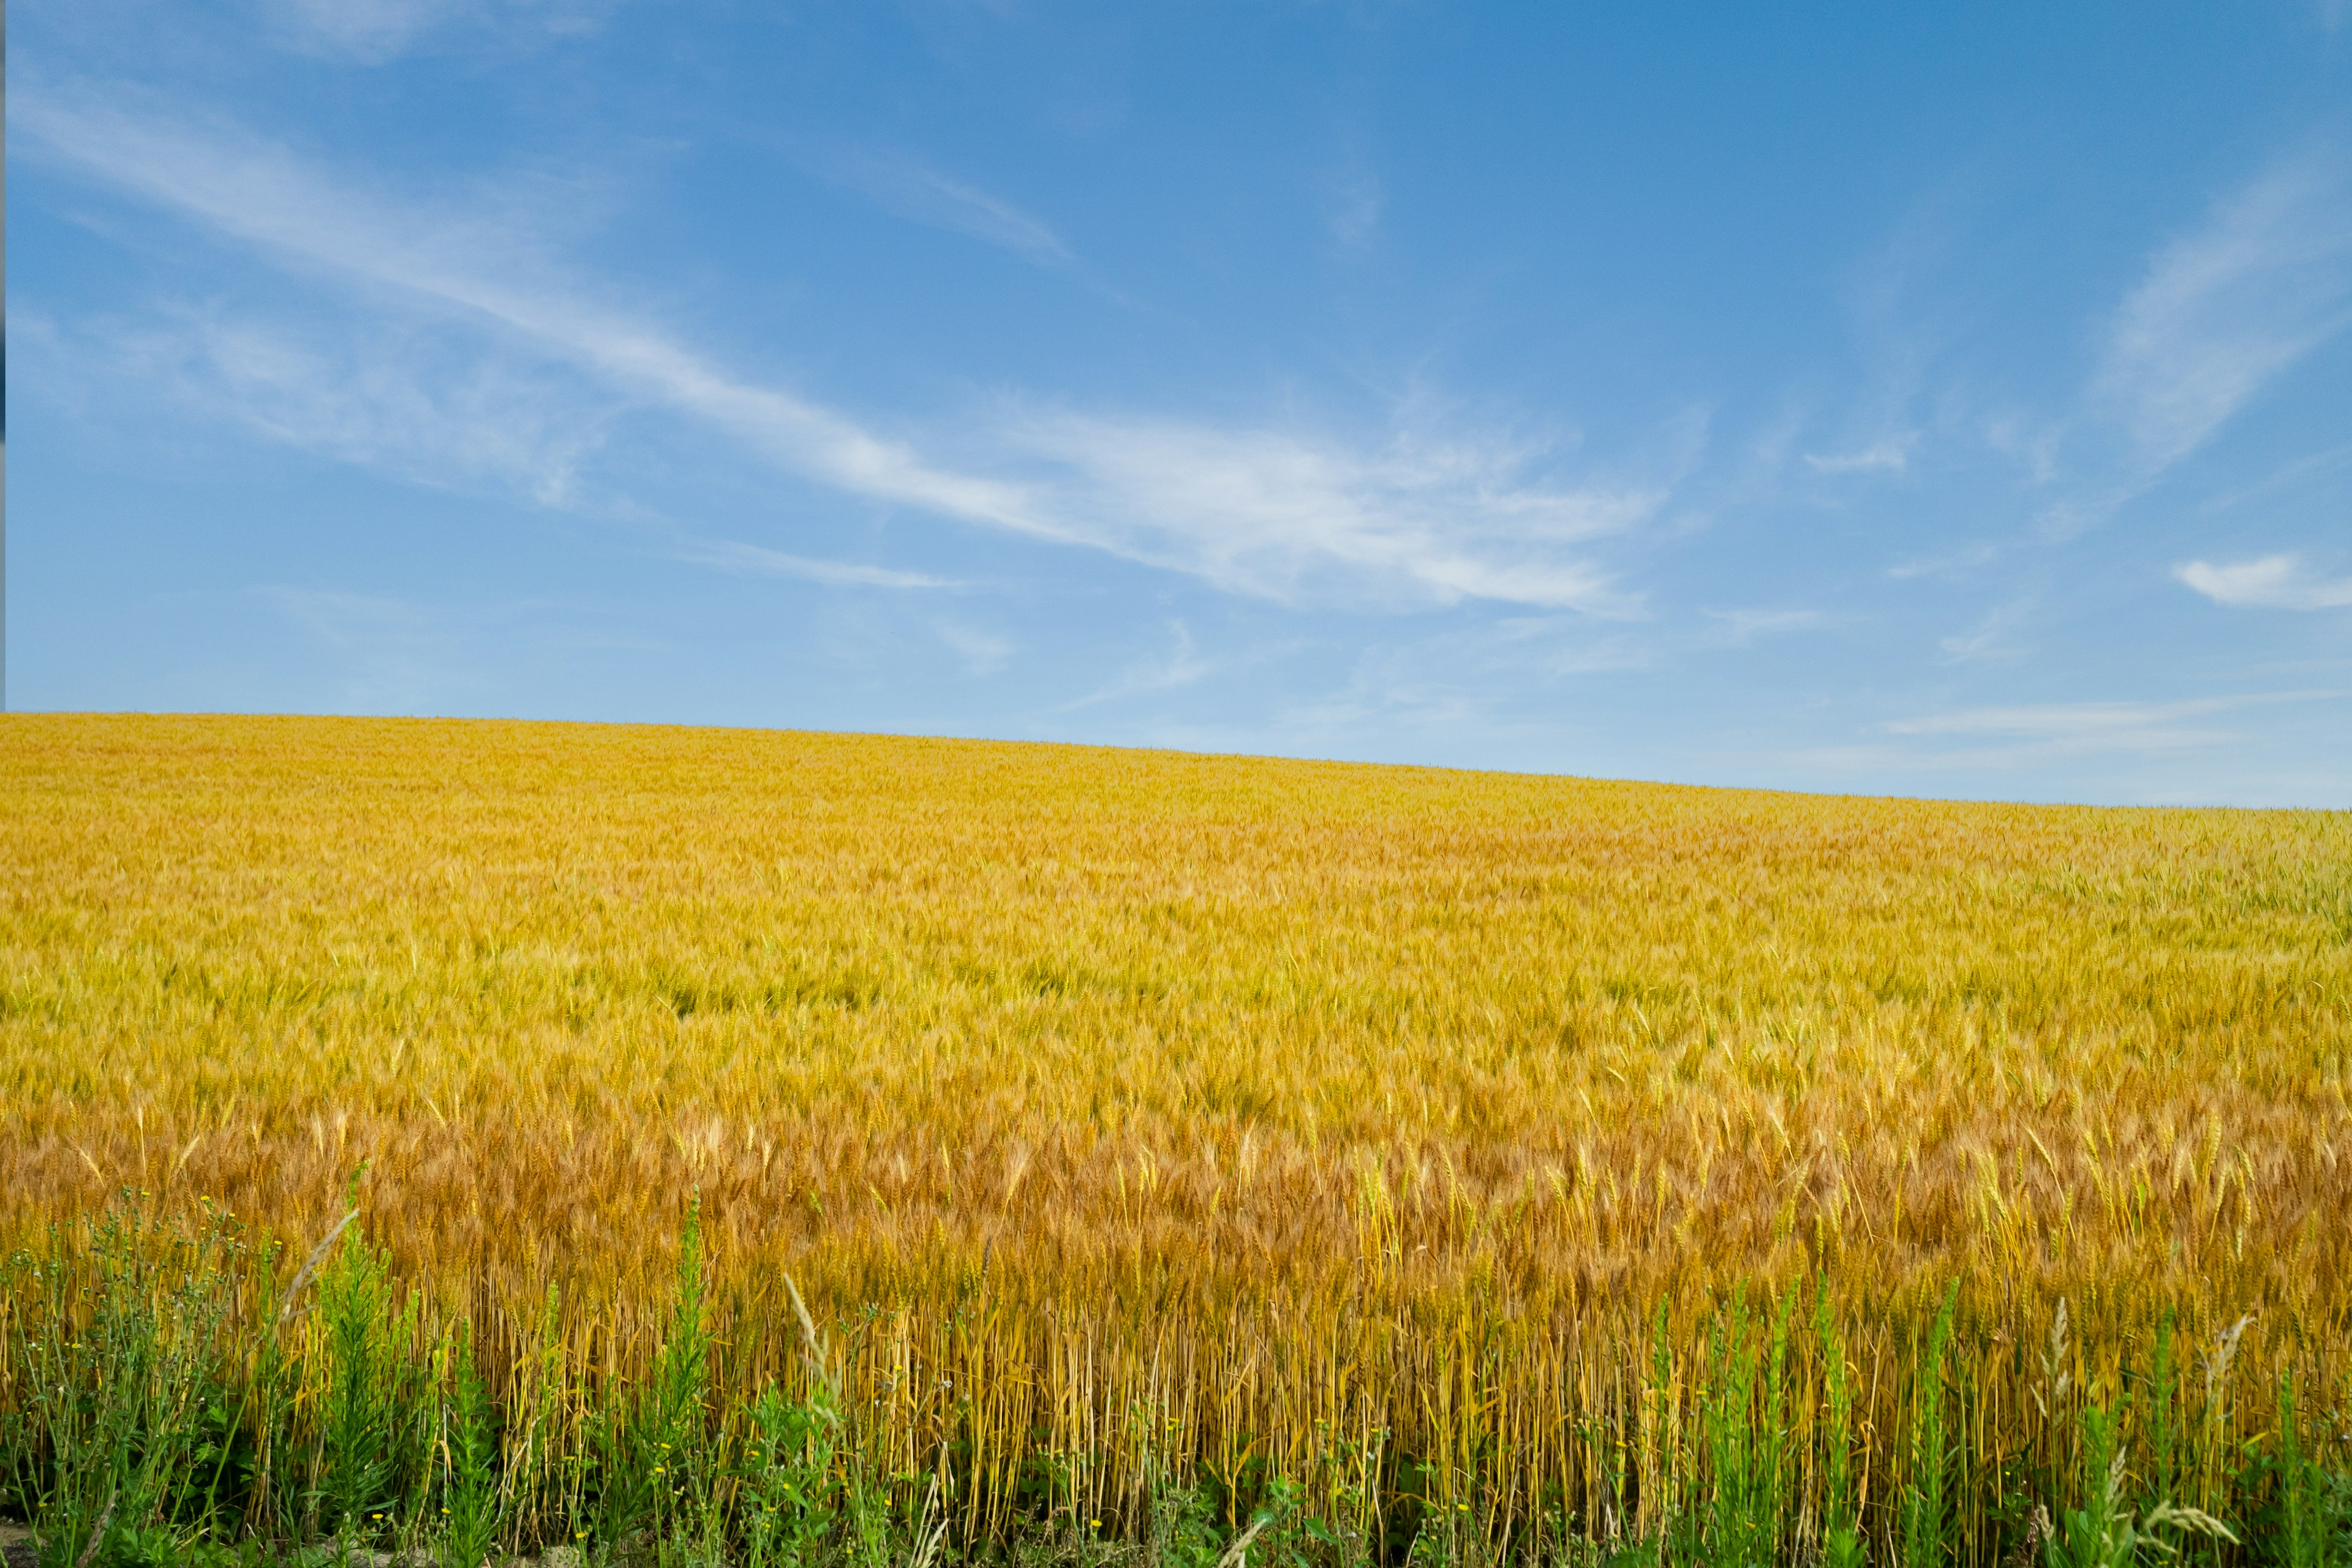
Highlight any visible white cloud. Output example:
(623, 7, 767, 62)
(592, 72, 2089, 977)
(997, 409, 1656, 614)
(27, 301, 962, 595)
(265, 0, 463, 58)
(2196, 441, 2352, 514)
(1700, 609, 1828, 646)
(1061, 620, 1212, 710)
(669, 538, 963, 591)
(1803, 434, 1913, 474)
(1447, 616, 1657, 677)
(1812, 148, 2352, 547)
(2095, 151, 2352, 470)
(1937, 598, 2032, 663)
(2176, 553, 2352, 610)
(1325, 168, 1383, 251)
(13, 78, 1047, 529)
(18, 78, 1654, 617)
(2032, 483, 2148, 542)
(1887, 542, 1998, 581)
(1885, 691, 2338, 754)
(262, 0, 615, 63)
(1891, 698, 2221, 739)
(803, 148, 1074, 270)
(1269, 676, 1496, 749)
(932, 620, 1015, 676)
(255, 585, 657, 709)
(1981, 412, 2062, 485)
(257, 587, 495, 709)
(84, 306, 611, 503)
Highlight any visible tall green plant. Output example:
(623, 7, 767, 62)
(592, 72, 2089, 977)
(1761, 1288, 1793, 1559)
(1902, 1282, 1959, 1568)
(740, 1382, 840, 1568)
(314, 1210, 410, 1551)
(1815, 1284, 1865, 1568)
(2275, 1368, 2329, 1568)
(2037, 1397, 2235, 1568)
(597, 1197, 712, 1550)
(2, 1196, 244, 1568)
(2141, 1310, 2179, 1521)
(782, 1273, 891, 1568)
(439, 1319, 501, 1568)
(1641, 1298, 1676, 1542)
(516, 1280, 576, 1547)
(1702, 1287, 1788, 1567)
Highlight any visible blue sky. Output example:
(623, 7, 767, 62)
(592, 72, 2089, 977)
(10, 1, 2352, 805)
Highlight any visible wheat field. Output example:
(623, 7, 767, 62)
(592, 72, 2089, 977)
(3, 712, 2348, 1558)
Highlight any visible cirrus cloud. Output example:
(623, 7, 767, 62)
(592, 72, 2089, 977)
(15, 71, 1659, 618)
(2176, 553, 2352, 610)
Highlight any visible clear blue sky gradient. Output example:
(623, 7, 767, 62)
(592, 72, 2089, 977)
(10, 1, 2352, 804)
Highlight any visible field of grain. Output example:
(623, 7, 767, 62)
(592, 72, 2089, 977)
(2, 712, 2348, 1561)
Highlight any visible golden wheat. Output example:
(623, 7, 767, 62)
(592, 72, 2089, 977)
(3, 712, 2347, 1552)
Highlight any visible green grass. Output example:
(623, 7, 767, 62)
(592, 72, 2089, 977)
(7, 1196, 2350, 1567)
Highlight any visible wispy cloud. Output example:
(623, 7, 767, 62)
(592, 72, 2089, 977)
(26, 300, 967, 595)
(20, 77, 1655, 616)
(14, 75, 1046, 529)
(68, 304, 612, 503)
(2176, 553, 2352, 611)
(257, 586, 498, 709)
(261, 0, 616, 64)
(254, 584, 656, 710)
(669, 537, 963, 591)
(1981, 412, 2062, 485)
(1268, 673, 1500, 751)
(1700, 608, 1829, 646)
(2095, 150, 2352, 472)
(1988, 146, 2352, 540)
(1762, 689, 2346, 796)
(2196, 440, 2352, 514)
(1885, 690, 2338, 753)
(1887, 541, 1998, 581)
(998, 409, 1657, 614)
(1938, 597, 2033, 663)
(1325, 166, 1383, 251)
(1060, 620, 1212, 710)
(802, 147, 1074, 270)
(1803, 434, 1914, 475)
(932, 619, 1015, 676)
(265, 0, 467, 60)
